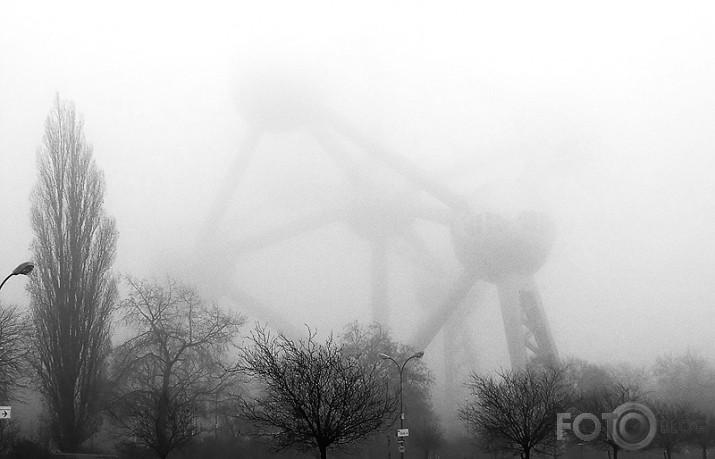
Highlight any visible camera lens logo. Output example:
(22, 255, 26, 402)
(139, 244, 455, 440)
(610, 402, 657, 451)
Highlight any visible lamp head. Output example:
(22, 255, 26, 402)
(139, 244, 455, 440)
(12, 262, 34, 276)
(378, 353, 391, 360)
(413, 351, 425, 359)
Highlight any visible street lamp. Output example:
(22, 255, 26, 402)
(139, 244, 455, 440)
(379, 350, 424, 459)
(0, 262, 34, 292)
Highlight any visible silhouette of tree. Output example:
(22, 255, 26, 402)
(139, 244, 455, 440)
(460, 366, 570, 459)
(238, 325, 396, 459)
(648, 399, 692, 459)
(651, 351, 715, 459)
(687, 412, 715, 459)
(0, 303, 32, 457)
(29, 95, 117, 451)
(0, 303, 32, 401)
(107, 277, 243, 459)
(566, 358, 648, 459)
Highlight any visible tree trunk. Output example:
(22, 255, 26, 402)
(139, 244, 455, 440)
(320, 444, 328, 459)
(156, 361, 173, 458)
(58, 388, 78, 452)
(702, 445, 707, 459)
(612, 445, 618, 459)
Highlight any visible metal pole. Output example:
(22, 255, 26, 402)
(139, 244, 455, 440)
(0, 262, 34, 293)
(0, 274, 12, 292)
(379, 352, 423, 459)
(399, 365, 404, 459)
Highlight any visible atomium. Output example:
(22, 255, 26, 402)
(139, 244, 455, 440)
(193, 73, 559, 397)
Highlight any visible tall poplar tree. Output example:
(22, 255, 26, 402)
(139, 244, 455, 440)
(28, 95, 118, 452)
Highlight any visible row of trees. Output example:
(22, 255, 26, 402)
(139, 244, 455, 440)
(0, 95, 445, 459)
(459, 353, 715, 459)
(3, 276, 440, 459)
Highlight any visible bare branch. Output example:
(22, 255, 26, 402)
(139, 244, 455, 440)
(0, 304, 33, 401)
(460, 365, 570, 459)
(107, 277, 244, 459)
(237, 324, 396, 459)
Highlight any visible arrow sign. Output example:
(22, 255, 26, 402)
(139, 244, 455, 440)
(0, 406, 11, 419)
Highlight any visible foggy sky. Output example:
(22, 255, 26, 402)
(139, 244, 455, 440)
(1, 1, 714, 373)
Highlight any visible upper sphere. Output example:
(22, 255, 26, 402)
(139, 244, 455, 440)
(234, 71, 327, 133)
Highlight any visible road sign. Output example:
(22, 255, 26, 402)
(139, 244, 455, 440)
(398, 445, 406, 453)
(397, 428, 409, 437)
(0, 406, 11, 419)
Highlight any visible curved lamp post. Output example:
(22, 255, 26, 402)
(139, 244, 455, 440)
(0, 262, 35, 292)
(379, 351, 424, 458)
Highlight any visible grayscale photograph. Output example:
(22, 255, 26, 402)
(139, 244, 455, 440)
(0, 1, 714, 458)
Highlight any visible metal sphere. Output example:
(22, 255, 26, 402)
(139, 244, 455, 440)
(234, 72, 326, 132)
(451, 210, 555, 282)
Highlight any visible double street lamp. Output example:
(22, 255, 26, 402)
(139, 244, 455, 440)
(379, 351, 424, 458)
(0, 262, 35, 293)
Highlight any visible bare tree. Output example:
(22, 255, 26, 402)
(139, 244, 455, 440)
(566, 358, 648, 459)
(0, 419, 22, 458)
(28, 95, 118, 452)
(0, 303, 32, 455)
(648, 398, 693, 459)
(460, 366, 570, 459)
(238, 325, 397, 459)
(107, 277, 243, 459)
(689, 412, 715, 459)
(651, 351, 715, 459)
(653, 351, 712, 405)
(574, 381, 648, 458)
(0, 304, 32, 401)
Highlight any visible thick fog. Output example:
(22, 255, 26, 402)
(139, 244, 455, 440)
(2, 1, 714, 380)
